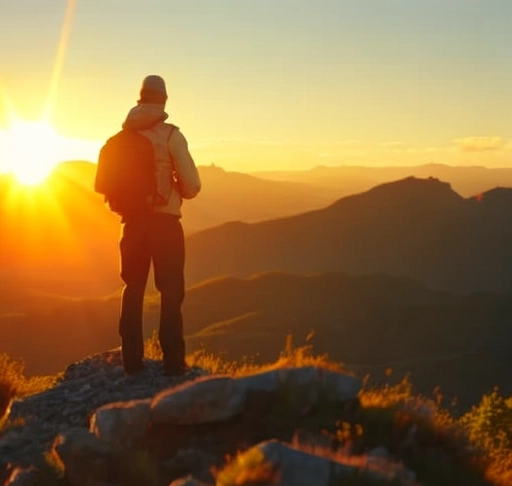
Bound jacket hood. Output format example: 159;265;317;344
122;103;169;130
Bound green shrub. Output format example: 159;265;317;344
459;388;512;484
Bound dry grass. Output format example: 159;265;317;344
216;447;278;486
1;334;512;484
0;353;59;431
459;389;512;485
185;332;346;378
188;336;511;486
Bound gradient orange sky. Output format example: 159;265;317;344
1;0;511;173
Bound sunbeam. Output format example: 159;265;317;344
44;0;77;120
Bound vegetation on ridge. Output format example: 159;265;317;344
0;335;511;485
0;353;59;425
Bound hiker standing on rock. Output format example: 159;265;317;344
98;74;201;376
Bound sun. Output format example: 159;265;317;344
1;118;65;186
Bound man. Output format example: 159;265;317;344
118;74;201;376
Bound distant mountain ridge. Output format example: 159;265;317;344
2;162;512;296
2;271;511;409
185;176;512;293
0;161;334;296
252;162;512;198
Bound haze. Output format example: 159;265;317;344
1;1;511;173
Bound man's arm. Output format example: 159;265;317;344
169;129;201;199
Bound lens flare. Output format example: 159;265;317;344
1;119;64;185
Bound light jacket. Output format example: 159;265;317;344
122;103;201;217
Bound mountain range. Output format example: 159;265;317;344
186;176;512;293
1;161;512;296
253;163;512;199
2;161;512;409
0;161;337;296
1;271;511;410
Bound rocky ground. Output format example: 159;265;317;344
0;349;495;486
1;349;206;471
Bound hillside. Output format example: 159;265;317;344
2;163;512;297
0;161;336;296
184;272;512;409
181;164;335;233
253;163;512;199
2;349;510;486
2;272;511;410
185;177;512;293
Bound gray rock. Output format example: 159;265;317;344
279;366;361;402
232;440;417;486
51;427;116;486
151;376;245;425
169;475;212;486
235;367;361;417
0;351;418;486
228;440;354;486
90;398;151;449
4;350;204;466
235;369;281;393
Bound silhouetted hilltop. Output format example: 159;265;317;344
183;272;512;409
471;186;512;208
180;164;335;233
0;161;335;296
186;177;512;293
2;167;512;296
45;160;336;232
2;271;511;410
358;176;463;207
253;163;512;199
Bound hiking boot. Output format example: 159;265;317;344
162;362;189;377
124;362;147;377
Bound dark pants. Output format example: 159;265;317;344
118;212;185;373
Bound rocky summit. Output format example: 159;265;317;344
0;350;204;477
0;349;490;486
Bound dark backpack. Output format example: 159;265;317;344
94;129;156;217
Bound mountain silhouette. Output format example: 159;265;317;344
2;164;512;296
181;164;334;234
185;177;512;293
2;271;511;410
0;161;337;296
253;162;512;199
184;271;512;409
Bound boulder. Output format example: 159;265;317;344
236;367;361;417
169;475;212;486
237;366;360;400
235;368;281;393
278;366;361;402
89;398;151;449
51;428;116;486
150;376;245;425
219;440;354;486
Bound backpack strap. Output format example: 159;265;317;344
166;124;177;171
166;123;177;145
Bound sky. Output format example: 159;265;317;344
1;0;511;173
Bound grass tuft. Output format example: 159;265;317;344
1;333;511;485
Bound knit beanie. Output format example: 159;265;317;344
138;75;167;104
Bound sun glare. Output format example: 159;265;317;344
1;119;65;186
